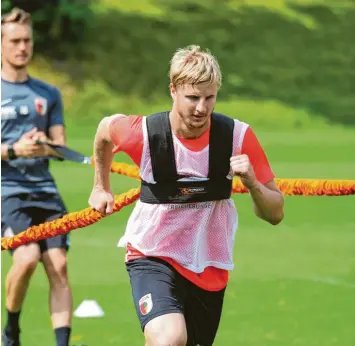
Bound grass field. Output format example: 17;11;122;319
1;124;355;346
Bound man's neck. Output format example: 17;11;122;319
1;65;28;83
169;110;209;139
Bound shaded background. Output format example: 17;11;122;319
1;1;355;345
2;0;355;126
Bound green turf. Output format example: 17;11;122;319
1;127;355;346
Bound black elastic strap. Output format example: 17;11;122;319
141;179;232;204
146;112;178;182
141;112;235;204
209;112;235;179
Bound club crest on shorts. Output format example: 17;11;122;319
139;293;153;315
34;97;47;116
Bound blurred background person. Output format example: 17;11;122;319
1;8;72;346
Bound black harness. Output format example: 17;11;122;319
140;111;234;204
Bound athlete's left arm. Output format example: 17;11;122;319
247;179;284;225
230;127;284;225
47;88;66;146
48;125;66;146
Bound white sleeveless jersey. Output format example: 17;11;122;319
118;117;249;273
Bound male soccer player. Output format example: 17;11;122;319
1;8;72;346
89;45;284;346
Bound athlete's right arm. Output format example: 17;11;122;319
88;115;124;214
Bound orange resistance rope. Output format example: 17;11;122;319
2;161;354;251
109;162;355;196
1;188;140;251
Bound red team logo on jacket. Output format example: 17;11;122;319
139;293;153;315
34;97;47;116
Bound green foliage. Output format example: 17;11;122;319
1;0;95;52
46;0;355;126
1;0;11;11
28;62;333;132
10;0;355;127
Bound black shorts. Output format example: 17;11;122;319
126;257;226;346
1;192;69;255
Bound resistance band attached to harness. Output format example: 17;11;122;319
140;111;235;204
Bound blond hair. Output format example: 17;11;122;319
169;45;222;88
1;7;32;27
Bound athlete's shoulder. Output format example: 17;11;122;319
28;77;61;98
109;113;144;127
231;117;249;127
108;114;144;139
108;114;144;164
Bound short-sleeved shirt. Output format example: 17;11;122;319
108;114;275;291
1;77;64;197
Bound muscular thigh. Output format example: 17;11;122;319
185;282;226;346
1;195;33;237
1;194;69;255
2;195;36;255
126;257;226;345
33;208;69;254
126;257;187;332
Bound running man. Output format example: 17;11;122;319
89;45;284;346
1;8;72;346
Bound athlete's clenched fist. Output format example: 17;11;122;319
230;150;258;189
88;186;114;215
